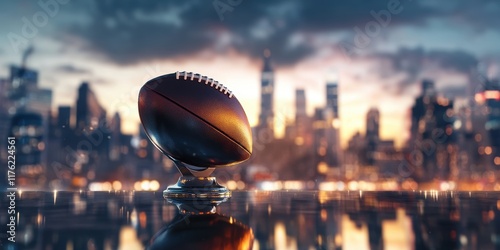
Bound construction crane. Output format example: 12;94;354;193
9;45;34;102
21;45;34;70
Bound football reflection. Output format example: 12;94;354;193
148;213;253;250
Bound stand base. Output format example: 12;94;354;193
164;176;230;214
163;176;231;199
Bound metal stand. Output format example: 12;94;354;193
163;157;231;200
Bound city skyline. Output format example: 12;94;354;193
1;57;499;189
3;53;497;149
2;1;500;148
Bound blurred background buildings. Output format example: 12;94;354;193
0;46;499;191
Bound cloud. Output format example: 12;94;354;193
59;0;444;66
444;0;500;31
1;0;498;67
373;47;478;93
55;64;91;74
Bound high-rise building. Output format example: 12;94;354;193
0;78;10;109
57;106;71;129
326;83;339;119
421;79;436;97
345;131;364;177
73;82;110;181
76;82;107;132
294;89;311;147
313;107;328;177
56;106;72;146
9;112;45;186
26;88;52;116
45;105;73;183
109;112;122;161
9;65;38;97
7;65;52;117
0;78;11;164
257;49;275;139
365;108;380;165
8;63;51;112
410;79;436;143
4;51;53;187
296;89;307;118
455;106;482;179
410;80;457;181
325;81;341;168
484;79;500;145
475;78;500;167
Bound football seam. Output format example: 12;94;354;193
144;85;251;156
175;71;234;98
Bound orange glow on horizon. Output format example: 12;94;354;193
91;50;414;150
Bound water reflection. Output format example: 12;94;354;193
148;196;253;249
148;213;253;250
1;191;499;250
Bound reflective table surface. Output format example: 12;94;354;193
1;191;500;250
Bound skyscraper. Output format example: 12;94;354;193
57;106;72;146
26;88;52;116
257;49;275;139
421;79;436;97
325;80;341;168
7;65;52;118
8;65;38;100
9;112;45;186
475;78;500;167
76;82;106;132
7;64;53;187
296;89;307;119
410;79;457;181
484;79;500;144
313;107;328;176
294;89;311;147
74;82;110;181
0;78;10;110
326;83;339;119
57;106;71;129
0;78;10;164
455;106;482;179
365;108;380;165
109;112;122;161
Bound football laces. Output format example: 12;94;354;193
176;71;233;98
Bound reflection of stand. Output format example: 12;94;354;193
148;192;254;250
163;157;231;200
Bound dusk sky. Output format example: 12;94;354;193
1;0;500;148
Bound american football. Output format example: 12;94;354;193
138;71;252;168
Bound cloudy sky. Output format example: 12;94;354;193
1;0;500;147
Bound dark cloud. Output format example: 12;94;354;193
60;0;443;66
55;64;91;74
296;0;437;31
50;0;500;67
444;0;500;31
374;47;478;93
